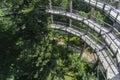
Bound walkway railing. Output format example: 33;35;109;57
53;21;117;67
50;6;120;35
1;4;120;80
46;7;120;65
51;23;120;79
79;0;120;24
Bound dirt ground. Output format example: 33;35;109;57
82;49;96;63
54;37;96;63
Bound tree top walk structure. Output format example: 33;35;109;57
50;22;120;80
46;6;120;69
48;0;120;80
1;0;120;79
75;0;120;24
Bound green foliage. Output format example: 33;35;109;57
0;0;54;80
72;20;87;30
52;0;68;8
0;9;3;16
94;11;104;24
73;1;90;13
68;53;96;80
69;36;84;46
45;44;96;80
60;0;68;8
0;0;108;80
101;0;115;4
68;54;86;73
78;11;89;18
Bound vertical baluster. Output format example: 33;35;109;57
115;13;119;22
102;3;106;12
108;8;112;16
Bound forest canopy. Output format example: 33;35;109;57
0;0;117;80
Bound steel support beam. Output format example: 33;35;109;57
91;58;99;72
79;42;87;59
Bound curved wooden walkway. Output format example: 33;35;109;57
46;8;120;69
50;23;120;80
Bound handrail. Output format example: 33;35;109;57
51;23;120;79
53;21;87;33
53;21;118;69
52;6;113;28
53;21;106;46
52;22;105;49
47;9;120;75
51;6;120;36
47;6;120;54
80;0;120;24
1;4;120;79
52;22;104;50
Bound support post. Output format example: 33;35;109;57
67;0;73;49
69;0;72;27
79;42;87;59
49;0;53;23
88;7;95;20
90;58;99;72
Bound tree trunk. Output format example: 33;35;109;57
49;0;53;23
89;7;95;20
67;0;73;49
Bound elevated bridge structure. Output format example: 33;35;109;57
1;0;120;79
50;22;120;80
75;0;120;24
48;0;120;80
46;6;120;71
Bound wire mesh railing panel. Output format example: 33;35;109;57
81;0;120;24
51;22;119;79
47;8;120;51
50;6;120;36
48;8;120;64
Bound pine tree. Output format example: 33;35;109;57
0;0;55;79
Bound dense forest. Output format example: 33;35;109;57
0;0;117;80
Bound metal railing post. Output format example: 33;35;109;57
79;42;87;59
